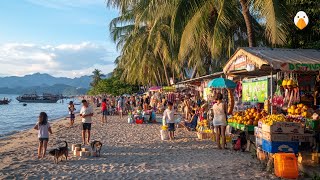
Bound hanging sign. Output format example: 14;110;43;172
280;63;320;71
203;88;212;101
242;78;268;103
162;86;176;92
227;55;256;72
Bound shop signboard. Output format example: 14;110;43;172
162;86;176;92
281;63;320;71
242;78;268;103
203;88;212;101
227;55;256;72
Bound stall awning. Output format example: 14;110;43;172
176;72;224;85
224;47;320;74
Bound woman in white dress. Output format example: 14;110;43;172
212;93;227;149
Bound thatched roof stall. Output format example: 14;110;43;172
224;47;320;78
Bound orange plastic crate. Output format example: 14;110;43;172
274;153;298;179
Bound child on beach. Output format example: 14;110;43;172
163;102;175;140
68;101;76;127
34;112;52;159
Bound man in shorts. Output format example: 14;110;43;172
80;100;94;145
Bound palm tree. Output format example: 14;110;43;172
106;0;291;85
90;69;105;87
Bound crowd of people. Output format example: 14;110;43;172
86;91;228;146
34;91;229;158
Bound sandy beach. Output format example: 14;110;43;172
0;106;277;179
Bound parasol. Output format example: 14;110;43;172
208;78;236;89
149;86;162;91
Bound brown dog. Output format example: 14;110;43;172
90;141;102;157
49;141;68;164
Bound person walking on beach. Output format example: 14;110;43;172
101;98;107;123
163;102;175;140
118;96;124;118
80;100;94;145
68;101;76;127
34;112;52;159
212;93;227;149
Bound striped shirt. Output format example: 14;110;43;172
167;93;175;103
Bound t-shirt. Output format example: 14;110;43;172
163;108;175;124
101;102;107;111
118;99;124;107
80;105;94;123
36;122;51;138
68;105;76;115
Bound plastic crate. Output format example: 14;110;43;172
274;153;298;179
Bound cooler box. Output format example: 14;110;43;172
135;119;143;124
262;139;299;153
274;153;299;179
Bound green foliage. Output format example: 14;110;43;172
88;69;139;96
106;0;320;86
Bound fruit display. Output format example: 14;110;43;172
227;88;234;115
287;103;308;117
261;114;286;126
196;120;210;132
228;108;268;126
286;115;305;123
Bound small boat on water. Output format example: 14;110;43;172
0;99;11;105
16;93;61;103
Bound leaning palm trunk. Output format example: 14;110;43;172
160;57;170;85
239;0;255;47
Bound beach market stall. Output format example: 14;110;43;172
223;47;320;178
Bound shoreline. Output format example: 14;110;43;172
0;112;76;142
0;109;81;139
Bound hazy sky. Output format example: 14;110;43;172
0;0;119;78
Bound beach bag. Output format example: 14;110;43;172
233;138;241;151
160;130;169;140
128;116;133;124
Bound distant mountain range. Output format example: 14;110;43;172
0;73;111;95
0;73;92;89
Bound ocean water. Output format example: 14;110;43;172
0;94;82;137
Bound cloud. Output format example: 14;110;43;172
0;42;117;78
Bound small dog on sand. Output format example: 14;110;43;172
90;141;103;157
49;141;68;164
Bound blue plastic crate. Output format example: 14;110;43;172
262;139;299;154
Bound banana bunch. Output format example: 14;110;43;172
262;114;286;126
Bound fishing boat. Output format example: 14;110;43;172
16;93;61;103
0;99;11;105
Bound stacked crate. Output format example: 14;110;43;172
260;122;304;154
